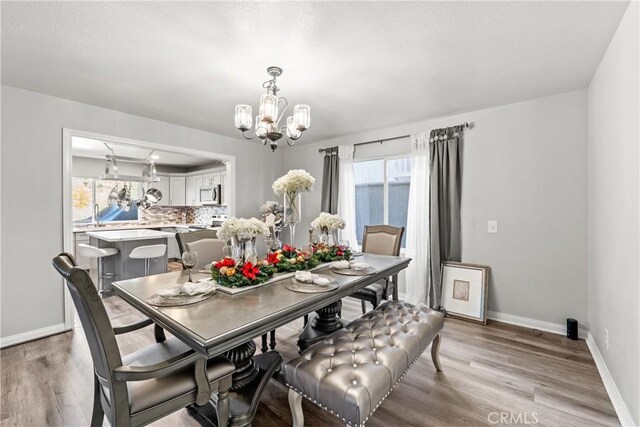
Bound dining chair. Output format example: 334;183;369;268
349;225;405;313
176;230;224;269
52;253;234;427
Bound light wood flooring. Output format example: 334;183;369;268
1;297;619;427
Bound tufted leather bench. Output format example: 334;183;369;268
284;300;444;426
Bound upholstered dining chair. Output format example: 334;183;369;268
350;225;405;313
176;230;225;269
52;253;234;427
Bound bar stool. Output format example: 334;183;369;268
77;244;119;293
129;244;167;276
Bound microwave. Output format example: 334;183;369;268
200;184;223;205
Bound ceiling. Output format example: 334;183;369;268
1;1;629;143
72;137;221;167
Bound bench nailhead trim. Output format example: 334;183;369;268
286;301;441;427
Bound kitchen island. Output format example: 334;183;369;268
86;229;175;292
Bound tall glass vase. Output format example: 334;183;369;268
231;237;258;264
284;192;301;246
243;238;258;265
231;236;244;263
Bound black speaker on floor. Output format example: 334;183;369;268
566;318;578;340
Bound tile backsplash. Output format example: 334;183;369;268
140;205;227;224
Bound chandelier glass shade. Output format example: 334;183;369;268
234;66;310;151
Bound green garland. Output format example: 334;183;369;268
314;244;352;262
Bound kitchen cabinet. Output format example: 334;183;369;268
186;175;203;206
201;172;221;187
152;174;171;206
170;176;186;206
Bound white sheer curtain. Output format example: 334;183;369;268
337;145;358;248
404;133;430;305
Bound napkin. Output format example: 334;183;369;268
156;286;181;297
313;277;331;286
295;271;314;283
181;281;214;296
349;262;370;270
155;281;214;298
331;260;350;269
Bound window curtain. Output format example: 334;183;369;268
404;133;430;305
320;147;339;214
429;129;462;309
337;145;358;247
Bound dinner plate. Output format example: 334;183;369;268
331;266;376;276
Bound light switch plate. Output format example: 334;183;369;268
487;220;498;234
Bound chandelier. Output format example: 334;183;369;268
234;66;310;151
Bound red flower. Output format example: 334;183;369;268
214;257;235;269
241;262;261;280
283;244;296;253
266;253;280;265
337;250;344;257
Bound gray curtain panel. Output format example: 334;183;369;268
429;130;462;309
321;147;340;214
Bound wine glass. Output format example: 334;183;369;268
338;239;350;250
182;251;198;283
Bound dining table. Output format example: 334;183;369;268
111;253;411;427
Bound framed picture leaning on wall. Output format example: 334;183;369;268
440;262;490;324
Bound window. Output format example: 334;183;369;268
354;157;411;247
72;178;142;224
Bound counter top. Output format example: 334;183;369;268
74;223;194;233
86;229;175;242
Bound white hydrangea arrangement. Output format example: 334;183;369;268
218;217;269;242
311;212;346;231
272;169;315;196
260;201;284;224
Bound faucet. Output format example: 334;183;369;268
94;203;101;226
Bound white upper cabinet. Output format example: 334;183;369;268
152;174;171;206
170;176;186;206
185;175;203;206
201;172;221;187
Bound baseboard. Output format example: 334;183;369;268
585;332;636;426
0;322;70;349
487;310;587;339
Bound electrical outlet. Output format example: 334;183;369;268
604;329;609;351
487;220;498;234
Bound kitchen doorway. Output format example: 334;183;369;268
62;129;236;329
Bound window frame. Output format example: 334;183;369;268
353;153;411;250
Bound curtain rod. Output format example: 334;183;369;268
318;121;470;153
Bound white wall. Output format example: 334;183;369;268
279;90;588;327
587;2;639;424
0;85;276;341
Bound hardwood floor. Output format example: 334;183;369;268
1;297;618;427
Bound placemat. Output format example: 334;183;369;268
331;266;376;276
285;275;339;293
147;286;216;307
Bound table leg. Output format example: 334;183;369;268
187;344;282;427
297;300;343;352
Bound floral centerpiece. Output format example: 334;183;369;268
260;200;284;225
211;257;277;288
217;217;269;264
311;212;346;245
269;244;319;272
272;169;315;245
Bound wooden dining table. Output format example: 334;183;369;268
111;253;411;426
